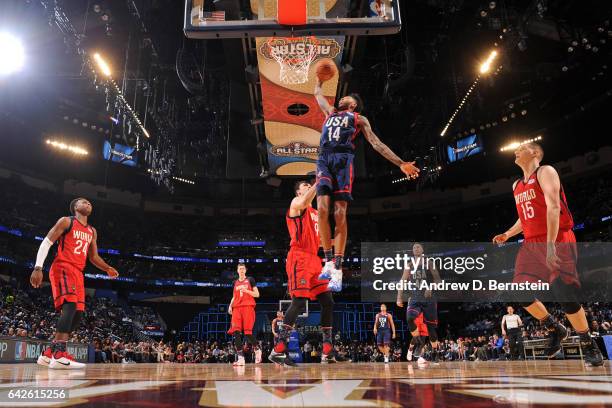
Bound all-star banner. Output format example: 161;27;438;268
256;35;345;175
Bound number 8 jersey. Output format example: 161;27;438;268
54;216;95;270
320;110;361;153
513;167;573;239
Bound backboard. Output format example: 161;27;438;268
184;0;401;39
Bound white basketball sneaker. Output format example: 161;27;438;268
327;268;343;292
319;260;334;280
255;349;262;364
37;347;53;367
384;355;389;364
417;356;428;366
49;351;85;370
233;355;245;366
407;349;413;362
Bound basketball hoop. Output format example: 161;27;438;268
265;36;319;85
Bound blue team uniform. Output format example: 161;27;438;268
406;258;438;328
317;109;361;202
375;312;392;345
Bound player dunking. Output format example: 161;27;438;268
314;79;419;291
396;243;442;365
269;180;341;366
228;263;259;366
373;304;396;363
492;142;603;366
31;198;119;369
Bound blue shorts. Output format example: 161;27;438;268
316;152;354;202
376;330;391;346
407;300;438;327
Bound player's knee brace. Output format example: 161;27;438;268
70;310;83;332
406;317;417;333
56;302;77;333
233;331;243;349
317;292;335;327
285;297;308;326
551;280;580;306
427;325;438;343
561;302;582;315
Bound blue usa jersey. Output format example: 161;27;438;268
320;110;361;153
376;313;392;331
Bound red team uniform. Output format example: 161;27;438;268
228;277;257;335
415;313;429;337
50;217;94;312
513;167;578;285
286;206;329;300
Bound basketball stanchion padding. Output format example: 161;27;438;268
277;0;307;26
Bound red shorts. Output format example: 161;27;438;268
286;248;329;300
228;306;255;335
49;261;85;311
415;313;429;337
513;229;579;286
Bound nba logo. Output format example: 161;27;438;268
15;341;26;361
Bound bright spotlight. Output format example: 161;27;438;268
46;139;88;156
93;53;112;77
0;32;25;75
499;135;543;152
479;49;498;74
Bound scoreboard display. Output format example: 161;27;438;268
446;134;484;163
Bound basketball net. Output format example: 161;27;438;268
266;37;319;85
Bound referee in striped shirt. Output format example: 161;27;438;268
502;306;523;360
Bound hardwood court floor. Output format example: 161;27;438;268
0;360;611;407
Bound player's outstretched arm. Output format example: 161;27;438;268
88;229;119;278
314;79;334;116
30;217;71;288
289;181;318;216
373;315;379;334
360;116;420;179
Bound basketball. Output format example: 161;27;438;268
316;59;337;82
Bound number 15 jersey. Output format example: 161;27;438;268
513;167;573;239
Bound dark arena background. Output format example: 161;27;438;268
1;0;612;407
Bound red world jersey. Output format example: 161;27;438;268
286;206;319;254
54;217;95;270
513;167;574;239
232;277;256;308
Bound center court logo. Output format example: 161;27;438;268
270;142;319;158
259;37;342;61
